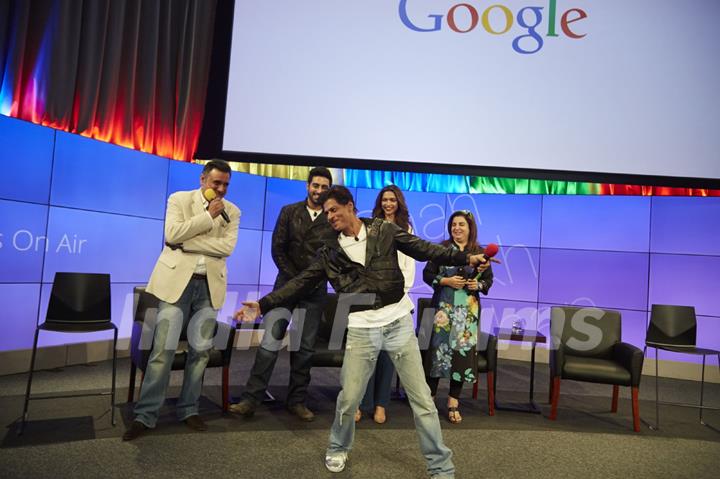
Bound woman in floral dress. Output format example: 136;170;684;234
423;210;493;424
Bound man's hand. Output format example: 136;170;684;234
442;275;466;290
468;253;500;267
476;259;491;272
234;301;261;322
207;197;225;219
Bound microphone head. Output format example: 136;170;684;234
203;189;217;202
484;243;499;258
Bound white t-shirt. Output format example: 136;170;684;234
338;223;414;328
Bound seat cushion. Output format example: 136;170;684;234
563;356;631;386
649;344;720;356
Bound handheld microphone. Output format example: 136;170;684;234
474;243;500;280
481;243;499;263
203;189;230;223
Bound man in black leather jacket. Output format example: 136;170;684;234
230;167;335;421
236;186;491;478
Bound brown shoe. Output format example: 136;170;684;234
122;420;148;441
287;403;315;422
184;415;208;431
229;399;256;418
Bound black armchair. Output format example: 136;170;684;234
549;306;644;431
417;297;497;415
311;293;347;368
128;286;236;412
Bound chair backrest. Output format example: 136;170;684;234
647;304;697;347
416;297;435;348
550;306;621;358
317;293;347;348
46;272;111;324
133;286;160;323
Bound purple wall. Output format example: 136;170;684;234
1;114;719;366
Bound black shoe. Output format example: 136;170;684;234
229;399;256;418
287;404;315;422
122;420;148;441
184;415;208;431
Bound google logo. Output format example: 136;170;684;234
398;0;588;54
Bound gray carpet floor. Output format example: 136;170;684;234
1;350;719;478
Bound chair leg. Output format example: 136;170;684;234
611;385;619;413
549;377;560;420
549;378;553;405
111;328;117;426
699;355;706;425
472;380;479;400
631;386;640;432
654;347;660;430
128;363;137;403
19;328;41;435
222;365;230;413
487;371;495;416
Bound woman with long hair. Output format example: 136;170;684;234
422;210;493;424
355;185;415;424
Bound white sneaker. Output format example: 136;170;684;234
324;452;348;473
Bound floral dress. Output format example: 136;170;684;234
423;244;493;384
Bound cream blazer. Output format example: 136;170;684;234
146;189;240;309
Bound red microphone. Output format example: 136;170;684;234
474;243;500;281
482;243;499;263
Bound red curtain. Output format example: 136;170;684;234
0;0;217;161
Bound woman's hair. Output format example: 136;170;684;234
442;210;480;253
372;185;412;232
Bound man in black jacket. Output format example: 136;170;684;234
230;167;335;421
236;186;491;478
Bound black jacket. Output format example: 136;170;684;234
259;218;470;314
271;200;336;289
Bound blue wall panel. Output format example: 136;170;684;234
42;207;163;283
51;132;168;219
542;195;651;252
651;197;720;255
0;200;48;282
0;116;54;204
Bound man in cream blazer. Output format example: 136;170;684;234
123;160;240;441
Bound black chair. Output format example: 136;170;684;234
417;297;497;415
312;293;346;368
128;286;236;412
20;272;117;435
549;306;644;432
645;304;720;429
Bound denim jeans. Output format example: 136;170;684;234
360;350;394;411
327;314;454;478
133;277;217;428
241;289;325;406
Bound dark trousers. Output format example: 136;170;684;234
241;289;325;406
427;377;463;400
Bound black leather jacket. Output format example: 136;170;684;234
271;200;336;289
259;218;469;314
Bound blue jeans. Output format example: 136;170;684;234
133;277;217;428
360;350;394;411
241;289;325;406
327;314;454;478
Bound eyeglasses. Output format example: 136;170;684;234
457;209;473;218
